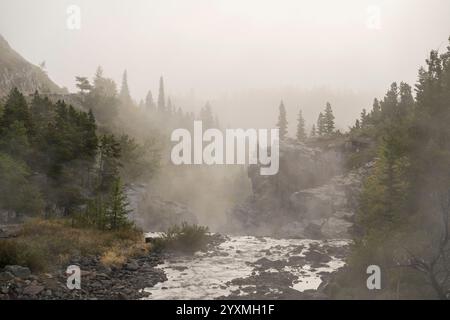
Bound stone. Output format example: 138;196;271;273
22;285;44;296
0;271;15;282
126;260;139;271
4;265;31;279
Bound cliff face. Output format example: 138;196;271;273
227;140;370;239
0;34;64;97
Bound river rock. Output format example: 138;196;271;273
125;260;139;271
4;265;31;279
22;285;44;296
0;271;15;282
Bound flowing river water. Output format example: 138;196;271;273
143;234;350;300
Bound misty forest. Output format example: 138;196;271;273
1;3;450;301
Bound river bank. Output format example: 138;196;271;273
0;252;166;300
1;233;350;300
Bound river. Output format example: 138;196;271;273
143;234;350;300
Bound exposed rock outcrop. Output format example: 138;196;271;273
227;140;371;239
0;34;65;97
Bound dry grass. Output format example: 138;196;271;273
0;218;148;272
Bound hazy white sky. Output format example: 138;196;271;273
1;0;450;128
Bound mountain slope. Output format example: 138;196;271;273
0;34;65;97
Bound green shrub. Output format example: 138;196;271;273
0;239;47;272
152;223;209;254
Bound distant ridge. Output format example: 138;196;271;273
0;34;65;97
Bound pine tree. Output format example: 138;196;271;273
98;134;121;193
145;90;155;111
317;112;325;136
324;102;335;134
158;76;166;113
30;91;52;131
296;109;307;142
106;177;131;230
119;70;133;106
360;109;367;127
93;66;104;88
276;100;288;140
0;88;33;137
75;77;92;94
92;67;117;98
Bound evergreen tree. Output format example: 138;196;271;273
106;177;131;230
98;134;121;193
324;102;335;134
0;88;33;137
145;90;155;111
317;112;325;136
296;109;307;142
360;109;367;127
158;76;166;113
276;100;288;140
75;77;92;94
92;67;117;97
119;70;133;106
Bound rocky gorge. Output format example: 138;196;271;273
226;140;370;240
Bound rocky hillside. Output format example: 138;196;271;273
0;34;65;97
226;140;371;239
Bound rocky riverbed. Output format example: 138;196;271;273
1;233;350;300
144;235;350;300
0;253;166;300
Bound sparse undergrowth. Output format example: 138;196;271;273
152;222;210;254
0;218;148;272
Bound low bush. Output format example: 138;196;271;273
152;222;209;254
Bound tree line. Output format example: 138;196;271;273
0;87;157;230
275;100;336;141
332;38;450;299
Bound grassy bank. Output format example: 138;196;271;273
0;218;148;272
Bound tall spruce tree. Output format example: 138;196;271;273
324;102;335;134
145;90;155;111
360;109;367;127
317;112;325;136
296;109;307;142
106;177;131;230
119;70;133;106
158;76;166;113
276;100;288;140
